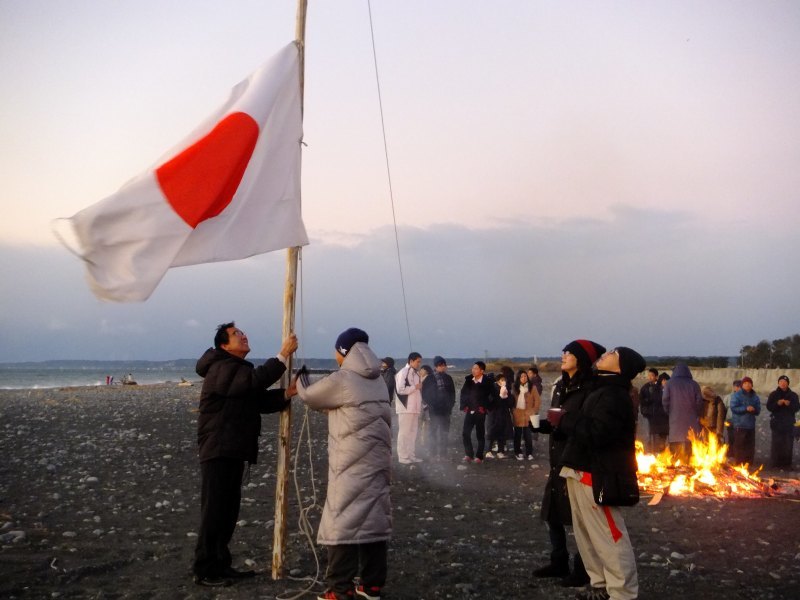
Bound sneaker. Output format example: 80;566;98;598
473;457;483;464
355;584;381;599
497;452;506;459
462;455;473;462
317;591;354;600
485;452;495;459
527;454;534;460
516;454;524;460
575;588;609;600
411;457;423;463
533;562;570;578
194;575;231;587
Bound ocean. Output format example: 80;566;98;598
0;361;201;390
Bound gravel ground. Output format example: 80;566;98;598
1;383;799;599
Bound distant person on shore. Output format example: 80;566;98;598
639;368;669;453
395;352;423;464
661;363;703;464
528;365;544;396
528;365;543;441
380;357;396;404
294;328;392;600
729;376;761;466
193;323;297;587
722;379;741;448
460;361;498;463
487;368;514;459
511;369;539;460
534;340;605;588
418;365;434;450
700;385;727;441
559;346;646;600
421;356;456;462
766;375;799;469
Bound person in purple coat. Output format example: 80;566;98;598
661;363;703;464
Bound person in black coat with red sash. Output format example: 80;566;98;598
558;347;645;600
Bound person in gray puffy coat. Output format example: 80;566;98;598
661;363;703;463
295;328;392;600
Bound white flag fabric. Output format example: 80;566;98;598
64;42;308;302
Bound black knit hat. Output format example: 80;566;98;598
615;347;646;380
562;340;606;373
335;327;369;356
433;355;447;367
382;357;395;368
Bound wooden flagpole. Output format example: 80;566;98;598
272;0;307;580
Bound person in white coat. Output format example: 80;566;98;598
295;327;392;600
395;352;424;464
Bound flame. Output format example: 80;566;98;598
636;431;764;498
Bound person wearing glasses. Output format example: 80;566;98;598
193;323;297;587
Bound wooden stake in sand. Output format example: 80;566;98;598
272;0;307;581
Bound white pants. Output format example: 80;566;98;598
396;413;419;462
565;476;638;600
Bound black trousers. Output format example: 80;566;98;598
325;541;388;596
193;457;245;577
770;430;794;467
731;427;756;466
428;413;451;458
462;411;486;459
513;425;533;456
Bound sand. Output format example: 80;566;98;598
1;383;799;599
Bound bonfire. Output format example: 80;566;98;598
635;431;799;502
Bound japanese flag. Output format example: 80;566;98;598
63;42;308;302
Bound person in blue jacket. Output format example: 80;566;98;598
729;376;761;466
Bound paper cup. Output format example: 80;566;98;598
529;414;540;428
547;407;564;426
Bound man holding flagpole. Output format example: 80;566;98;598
193;323;298;587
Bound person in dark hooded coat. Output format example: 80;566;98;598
661;363;703;463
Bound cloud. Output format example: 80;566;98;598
0;207;796;362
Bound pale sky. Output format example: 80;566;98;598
1;1;798;362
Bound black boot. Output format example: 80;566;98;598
560;552;590;587
533;561;570;578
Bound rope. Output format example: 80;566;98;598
278;4;415;594
367;0;413;352
275;249;326;600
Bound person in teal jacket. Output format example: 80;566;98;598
729;376;761;466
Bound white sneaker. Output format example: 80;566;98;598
497;452;506;459
485;452;495;459
527;455;534;460
516;454;524;461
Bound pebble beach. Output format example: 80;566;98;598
2;382;799;599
